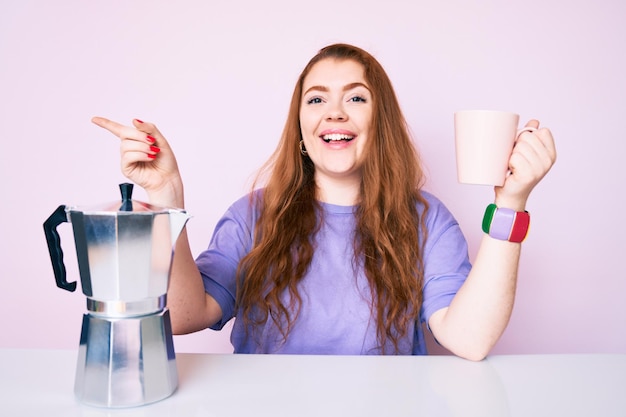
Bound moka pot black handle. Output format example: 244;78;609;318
43;205;77;292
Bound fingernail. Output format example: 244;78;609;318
147;135;156;143
135;119;144;123
147;153;157;159
150;146;160;153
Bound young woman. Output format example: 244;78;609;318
92;43;556;360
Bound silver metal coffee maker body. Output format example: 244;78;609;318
44;183;190;408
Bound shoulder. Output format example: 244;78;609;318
418;190;457;224
417;190;464;246
219;189;264;230
228;189;263;215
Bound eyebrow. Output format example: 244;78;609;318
303;82;371;96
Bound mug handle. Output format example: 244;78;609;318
505;127;539;180
516;126;537;138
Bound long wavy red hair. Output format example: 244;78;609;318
236;43;429;353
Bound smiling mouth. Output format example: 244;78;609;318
322;133;354;143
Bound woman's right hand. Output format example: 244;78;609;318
91;117;185;208
93;117;222;332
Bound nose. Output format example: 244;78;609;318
325;102;347;121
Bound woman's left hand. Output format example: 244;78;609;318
495;119;557;210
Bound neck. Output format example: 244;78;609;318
315;174;361;206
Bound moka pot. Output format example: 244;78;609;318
43;183;190;408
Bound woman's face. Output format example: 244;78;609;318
299;58;373;189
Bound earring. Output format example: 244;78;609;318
299;140;308;156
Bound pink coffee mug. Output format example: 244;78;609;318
454;110;536;186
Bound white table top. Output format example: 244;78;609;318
1;348;625;416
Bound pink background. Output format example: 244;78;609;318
1;1;624;355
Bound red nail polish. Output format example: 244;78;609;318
147;135;156;143
150;146;160;153
147;153;157;159
135;119;144;124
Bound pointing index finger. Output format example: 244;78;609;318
91;116;126;137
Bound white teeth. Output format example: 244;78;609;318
323;133;353;141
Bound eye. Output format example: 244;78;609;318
306;97;323;105
348;95;367;103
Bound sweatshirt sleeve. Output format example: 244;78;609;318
195;194;257;330
419;192;472;325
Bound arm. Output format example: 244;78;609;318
429;119;557;361
91;117;222;334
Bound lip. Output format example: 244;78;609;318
319;128;356;137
